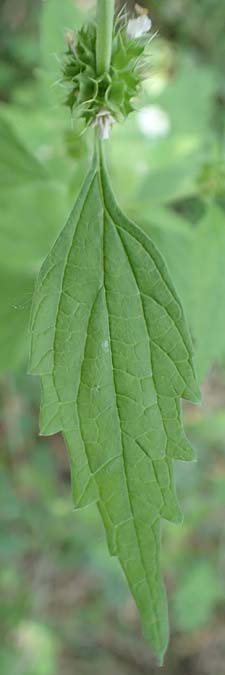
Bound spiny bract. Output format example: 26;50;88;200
62;20;150;125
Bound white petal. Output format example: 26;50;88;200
127;16;152;39
100;119;110;140
91;110;115;140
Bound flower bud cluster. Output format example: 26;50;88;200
62;15;152;137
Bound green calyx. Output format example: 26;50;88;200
62;20;150;128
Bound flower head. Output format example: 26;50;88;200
62;20;153;129
91;109;115;140
127;15;152;39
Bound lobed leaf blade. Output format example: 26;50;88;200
29;145;200;661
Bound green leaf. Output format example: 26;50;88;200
29;146;200;661
40;0;83;87
137;206;194;322
0;107;73;373
0;182;67;373
140;147;203;204
0;182;68;273
0;114;46;189
155;56;215;136
192;203;225;380
132;204;225;382
110;56;215;208
0;268;34;373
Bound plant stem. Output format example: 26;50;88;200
96;0;115;75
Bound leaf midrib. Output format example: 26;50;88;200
95;155;164;646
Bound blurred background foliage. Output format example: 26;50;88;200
1;1;225;673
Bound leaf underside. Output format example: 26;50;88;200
29;146;200;661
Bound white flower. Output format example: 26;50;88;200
91;109;115;140
127;15;152;39
137;105;170;139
